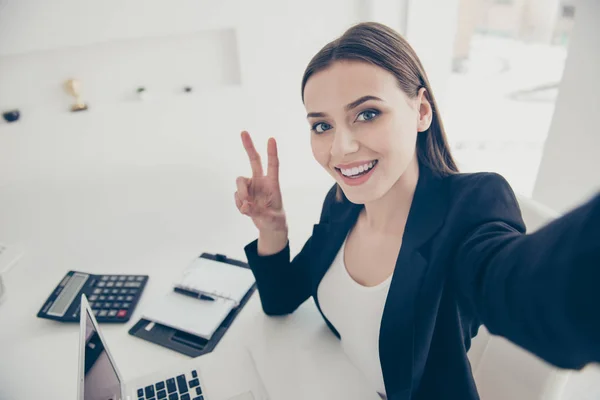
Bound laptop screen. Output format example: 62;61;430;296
83;308;121;400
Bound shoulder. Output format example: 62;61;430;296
442;171;525;232
445;171;518;207
445;171;512;194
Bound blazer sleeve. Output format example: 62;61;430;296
244;185;337;316
453;173;600;369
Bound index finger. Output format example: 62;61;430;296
241;131;264;177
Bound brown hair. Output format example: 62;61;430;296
301;22;458;202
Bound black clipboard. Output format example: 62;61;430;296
128;252;256;357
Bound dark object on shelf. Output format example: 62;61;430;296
2;109;20;123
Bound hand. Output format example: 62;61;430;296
235;131;287;234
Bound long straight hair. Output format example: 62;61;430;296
301;22;458;201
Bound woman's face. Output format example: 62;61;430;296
303;60;432;204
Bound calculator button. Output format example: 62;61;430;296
110;276;118;281
122;302;131;308
124;282;140;288
191;370;197;378
108;310;118;317
108;296;116;301
128;289;137;295
97;281;106;287
117;310;127;318
104;303;112;308
125;296;134;301
99;310;108;317
101;276;109;281
136;276;145;281
157;389;167;399
103;289;110;294
118;276;126;281
99;296;106;301
196;386;202;395
127;276;135;281
180;394;190;400
120;289;128;294
117;296;124;301
114;302;122;308
93;309;99;316
111;289;119;294
156;382;166;391
93;288;102;294
106;282;115;287
116;282;123;287
138;389;144;397
89;295;98;301
188;379;199;388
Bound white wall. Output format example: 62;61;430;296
533;0;600;213
0;0;366;256
404;0;460;108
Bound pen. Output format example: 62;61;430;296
173;287;215;301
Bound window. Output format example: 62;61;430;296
446;0;574;196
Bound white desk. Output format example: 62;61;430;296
0;168;379;400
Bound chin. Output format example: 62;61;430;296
339;184;387;205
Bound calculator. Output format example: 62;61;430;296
37;270;148;323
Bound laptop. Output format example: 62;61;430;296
77;294;269;400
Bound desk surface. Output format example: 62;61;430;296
0;170;379;400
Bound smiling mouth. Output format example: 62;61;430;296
334;160;379;178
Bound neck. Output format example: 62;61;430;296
362;155;420;234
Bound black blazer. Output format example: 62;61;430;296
244;164;600;400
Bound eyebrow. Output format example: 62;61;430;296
306;95;383;119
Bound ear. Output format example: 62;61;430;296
416;87;433;133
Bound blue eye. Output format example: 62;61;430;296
356;109;379;122
312;122;332;134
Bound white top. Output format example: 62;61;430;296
317;236;392;399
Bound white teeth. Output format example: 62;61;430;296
340;160;377;177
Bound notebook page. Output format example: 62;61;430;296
177;258;255;305
141;291;236;340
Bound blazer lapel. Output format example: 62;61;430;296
380;165;449;399
310;200;362;292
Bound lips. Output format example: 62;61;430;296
335;160;379;186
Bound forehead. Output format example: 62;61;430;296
303;61;400;112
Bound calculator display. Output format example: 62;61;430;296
48;273;88;317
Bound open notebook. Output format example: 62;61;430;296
176;257;256;306
141;256;256;340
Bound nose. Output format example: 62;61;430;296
330;127;359;160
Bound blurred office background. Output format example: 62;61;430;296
0;0;598;398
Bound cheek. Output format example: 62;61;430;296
380;121;419;163
311;135;330;167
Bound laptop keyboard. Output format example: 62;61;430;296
137;369;204;400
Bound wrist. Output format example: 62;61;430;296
257;229;289;256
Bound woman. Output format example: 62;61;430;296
234;22;599;399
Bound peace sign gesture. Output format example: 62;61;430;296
235;131;287;234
